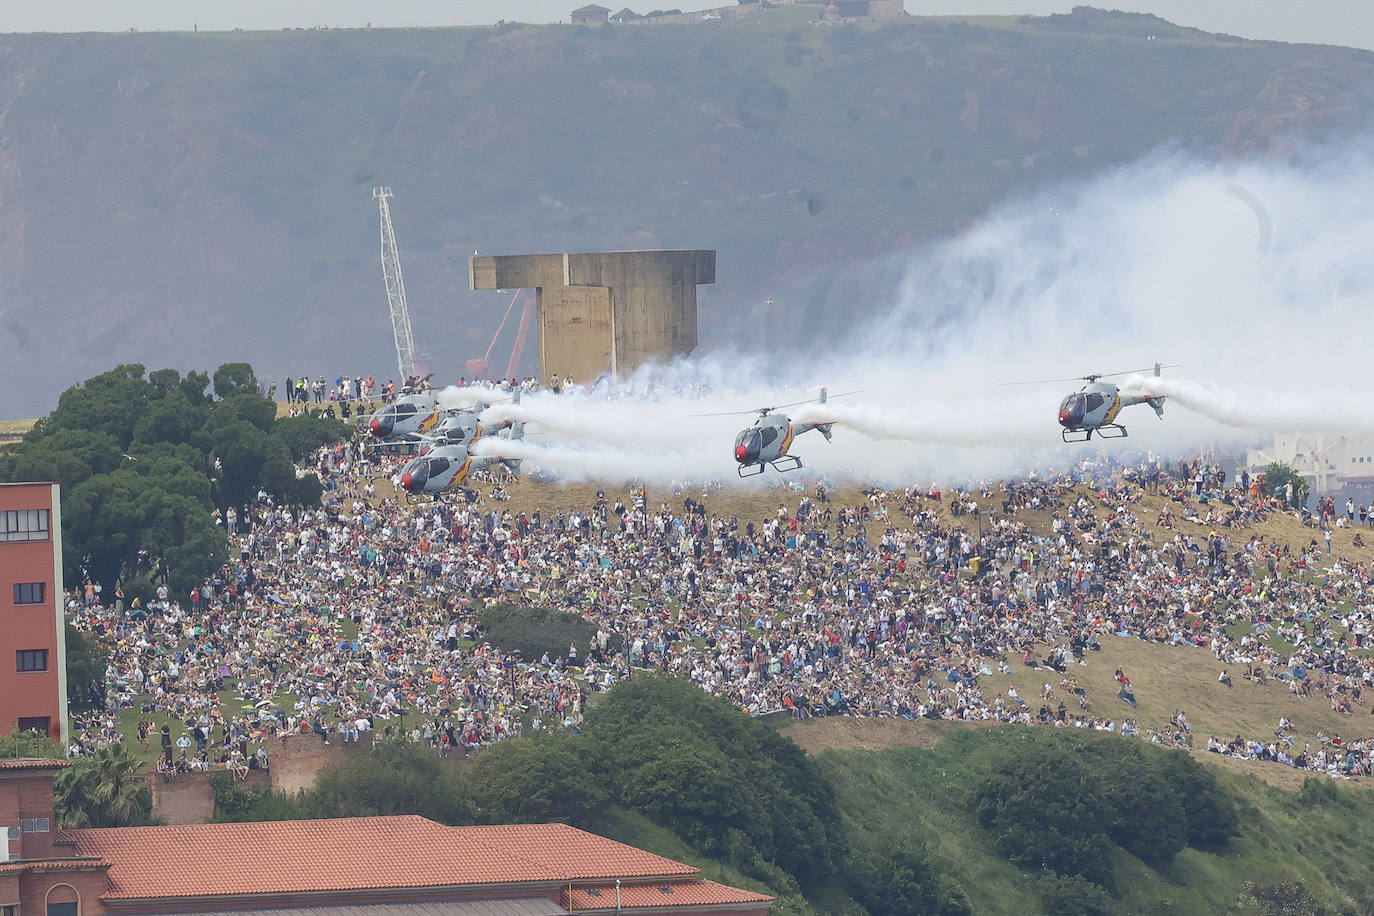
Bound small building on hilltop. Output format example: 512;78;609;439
826;0;906;18
571;4;612;23
610;7;642;22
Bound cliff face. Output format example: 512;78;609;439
1;8;1371;414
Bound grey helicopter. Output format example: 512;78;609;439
399;422;527;497
1052;363;1173;442
366;393;446;446
697;388;854;477
417;391;521;455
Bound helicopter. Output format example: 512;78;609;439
366;394;446;446
1054;363;1172;442
697;387;851;477
398;422;526;497
417;391;521;455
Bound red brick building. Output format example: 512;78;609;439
1;760;773;916
0;482;68;745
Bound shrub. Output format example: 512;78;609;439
1037;874;1114;916
973;749;1114;886
847;840;973;916
477;602;612;660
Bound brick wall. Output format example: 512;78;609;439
148;769;271;825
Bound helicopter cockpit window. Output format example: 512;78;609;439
1084;393;1105;413
760;427;779;447
428;457;450;476
395;402;418;417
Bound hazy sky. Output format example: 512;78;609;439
6;0;1374;51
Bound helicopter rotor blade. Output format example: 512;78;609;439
998;376;1086;387
771;389;864;411
685;407;769;418
1000;365;1180;387
1100;363;1181;380
687;389;862;418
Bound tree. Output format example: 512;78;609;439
65;624;104;712
212;362;258;400
847;840;972;916
973;748;1113;886
55;743;153;827
301;742;474;824
1262;462;1309;508
466;734;609;824
0;361;341;596
582;674;843;884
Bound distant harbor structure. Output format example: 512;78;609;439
1247;433;1374;500
470;250;715;385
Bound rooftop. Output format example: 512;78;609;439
61;818;700;901
0;758;71;770
567;880;773;910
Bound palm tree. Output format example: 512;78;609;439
56;742;152;828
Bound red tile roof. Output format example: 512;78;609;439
60;818;699;901
567;880;774;910
458;825;697;881
0;758;71;770
0;859;108;876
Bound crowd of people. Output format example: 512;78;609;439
61;440;1374;783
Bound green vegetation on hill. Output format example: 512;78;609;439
206;672;1374;914
477;602;616;660
0;362;346;596
2;8;1372;414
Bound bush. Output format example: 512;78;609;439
1037;874;1114;916
974;737;1238;886
275;411;350;462
1078;740;1186;865
466;734;609;824
210;773;303;822
477;603;613;661
1239;876;1332;916
1295;776;1351;811
583;674;843;886
1154;749;1238;850
973;749;1114;886
847;840;972;916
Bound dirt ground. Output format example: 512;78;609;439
782;715;985;754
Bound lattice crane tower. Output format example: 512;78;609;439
373;187;417;383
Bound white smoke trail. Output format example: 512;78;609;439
1124;375;1374;435
435;385;515;410
461;138;1374;486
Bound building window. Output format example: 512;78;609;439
17;717;50;737
48;904;78;916
16;650;48;672
19;817;50;834
0;508;50;542
4;905;17;916
13;582;45;605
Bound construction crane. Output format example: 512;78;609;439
467;289;534;381
373;187;417;384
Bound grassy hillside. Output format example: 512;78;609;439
1;7;1372;416
816;727;1374;914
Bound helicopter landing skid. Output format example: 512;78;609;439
1062;424;1128;443
736;455;804;477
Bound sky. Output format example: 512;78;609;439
5;0;1374;52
